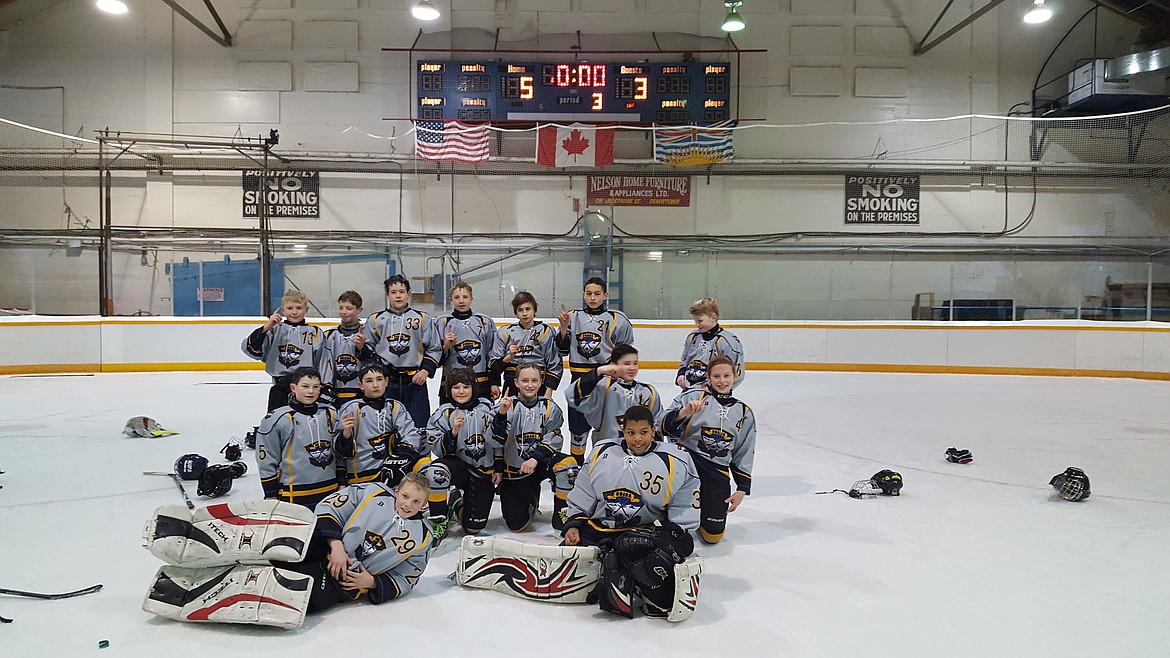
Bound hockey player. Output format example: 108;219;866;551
319;290;374;408
556;277;634;463
662;355;756;544
489;291;562;398
335;364;425;486
491;363;579;531
676;297;746;390
561;405;699;547
422;368;499;544
362;274;442;427
242;289;325;412
256;366;340;509
435;282;498;404
571;343;664;447
273;471;434;612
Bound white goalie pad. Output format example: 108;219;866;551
142;564;311;629
143;500;316;568
455;536;601;604
667;557;704;622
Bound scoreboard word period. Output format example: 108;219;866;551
416;60;732;123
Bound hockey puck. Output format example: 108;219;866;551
98;640;110;649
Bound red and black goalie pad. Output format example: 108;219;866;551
142;564;311;629
454;536;601;604
142;499;316;568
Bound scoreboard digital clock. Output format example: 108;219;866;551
415;61;732;123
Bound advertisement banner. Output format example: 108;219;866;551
587;175;691;207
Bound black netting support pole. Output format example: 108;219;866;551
259;148;272;316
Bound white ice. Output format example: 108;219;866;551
1;369;1168;657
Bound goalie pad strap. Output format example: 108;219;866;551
455;536;601;604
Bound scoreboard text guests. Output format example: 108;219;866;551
416;61;732;123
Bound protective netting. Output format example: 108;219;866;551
2;106;1169;318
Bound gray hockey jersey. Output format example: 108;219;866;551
314;483;432;604
334;397;422;484
564;440;700;534
556;307;634;374
436;311;497;383
424;399;498;477
362;307;442;376
662;388;756;494
257;402;339;503
489;322;563;391
320;322;374;395
490;394;566;477
571;369;664;442
677;324;746;387
242;320;324;378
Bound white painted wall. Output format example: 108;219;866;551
1;1;1168;317
3;316;1169;381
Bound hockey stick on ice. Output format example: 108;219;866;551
0;584;103;600
144;471;195;510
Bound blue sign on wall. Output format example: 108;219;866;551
170;257;284;316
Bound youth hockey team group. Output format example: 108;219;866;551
142;273;753;626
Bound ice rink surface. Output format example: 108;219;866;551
2;369;1168;657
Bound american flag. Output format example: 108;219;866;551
653;119;735;166
414;120;491;163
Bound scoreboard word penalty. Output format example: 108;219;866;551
416;60;732;123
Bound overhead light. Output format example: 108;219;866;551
1023;0;1052;24
412;1;440;21
292;244;308;250
96;0;128;14
722;1;745;32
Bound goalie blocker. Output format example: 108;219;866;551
454;533;703;622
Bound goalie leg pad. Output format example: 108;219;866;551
142;564;311;629
142;500;317;568
455;536;600;604
666;557;704;622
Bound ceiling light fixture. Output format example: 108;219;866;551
1023;0;1052;24
96;0;128;14
722;1;745;32
412;1;441;21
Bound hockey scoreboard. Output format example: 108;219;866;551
415;60;731;123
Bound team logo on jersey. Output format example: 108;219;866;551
385;333;412;356
684;359;708;384
277;343;305;368
429;466;451;489
699;427;733;458
575;331;602;359
334;353;360;383
516;431;543;458
602;487;644;524
464;433;487;459
368;432;391;460
304;439;334;468
358;531;386;560
454;339;482;366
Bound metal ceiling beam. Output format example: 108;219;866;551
160;0;232;47
915;0;1010;56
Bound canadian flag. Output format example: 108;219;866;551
536;123;615;167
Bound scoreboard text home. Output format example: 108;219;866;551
416;60;732;123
